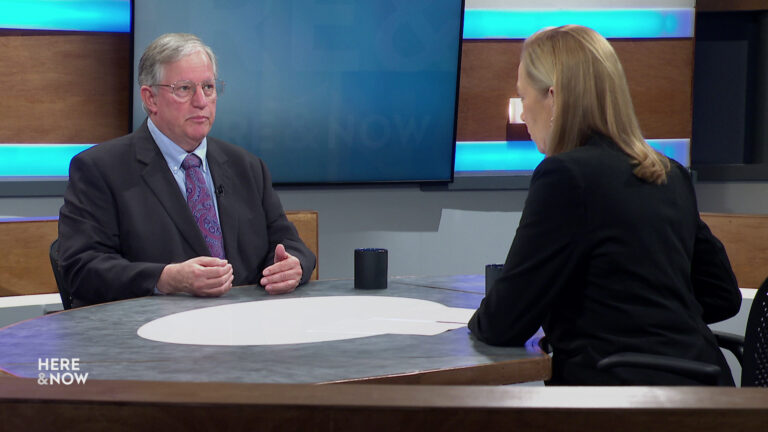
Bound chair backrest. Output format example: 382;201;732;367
741;277;768;387
700;212;768;288
285;210;319;280
0;218;59;297
49;238;72;310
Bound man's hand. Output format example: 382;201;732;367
157;256;233;297
261;244;303;294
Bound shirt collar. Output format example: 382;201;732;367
147;118;209;173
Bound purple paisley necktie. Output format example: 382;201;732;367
181;153;225;259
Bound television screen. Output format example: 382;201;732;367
132;0;464;184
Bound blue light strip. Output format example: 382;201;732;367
454;139;690;172
455;141;544;172
0;144;93;177
0;0;131;32
0;140;690;178
463;9;694;39
0;4;691;38
651;139;691;167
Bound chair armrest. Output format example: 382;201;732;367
713;331;744;366
537;335;552;354
596;352;722;385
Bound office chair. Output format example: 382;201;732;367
596;351;724;385
596;278;768;386
538;279;766;386
538;336;727;385
49;238;72;310
739;276;768;386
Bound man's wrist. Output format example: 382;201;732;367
156;263;175;294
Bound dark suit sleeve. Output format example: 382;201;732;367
691;218;741;323
256;159;316;285
468;156;586;345
58;152;165;304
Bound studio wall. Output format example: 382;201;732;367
4;0;767;283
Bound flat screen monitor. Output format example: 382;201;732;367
132;0;464;184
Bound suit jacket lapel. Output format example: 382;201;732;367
206;141;238;259
134;122;210;256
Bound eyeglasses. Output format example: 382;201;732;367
152;79;225;100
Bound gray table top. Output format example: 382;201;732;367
0;276;547;384
392;274;486;294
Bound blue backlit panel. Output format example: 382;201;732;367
0;4;690;37
455;141;544;172
455;139;690;173
0;140;689;178
0;144;93;177
0;0;131;32
651;139;691;168
463;9;694;39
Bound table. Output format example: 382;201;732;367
0;276;550;385
393;273;488;294
2;379;767;432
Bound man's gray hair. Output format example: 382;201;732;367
138;32;217;94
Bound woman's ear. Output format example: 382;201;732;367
547;86;556;115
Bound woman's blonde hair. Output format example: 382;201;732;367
521;25;670;184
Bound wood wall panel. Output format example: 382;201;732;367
0;33;131;143
457;39;694;142
457;40;523;141
700;212;768;288
615;39;694;139
0;219;58;297
697;0;768;12
286;211;319;280
2;33;693;149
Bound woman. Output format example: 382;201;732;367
468;25;741;385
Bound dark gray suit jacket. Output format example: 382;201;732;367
469;133;741;385
58;121;315;307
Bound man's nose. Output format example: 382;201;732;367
190;83;208;107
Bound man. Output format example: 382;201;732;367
58;33;315;307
